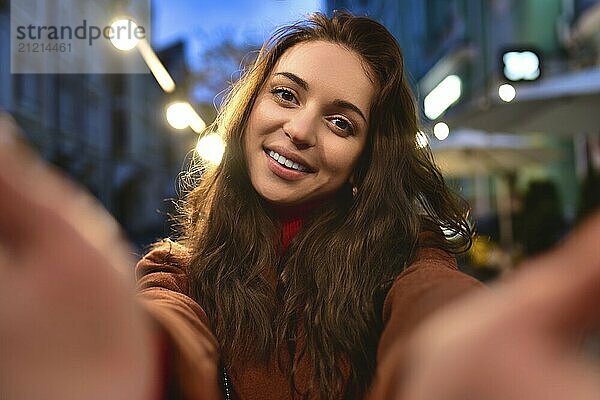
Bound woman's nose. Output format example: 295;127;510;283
282;109;317;149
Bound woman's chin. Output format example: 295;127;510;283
257;188;309;207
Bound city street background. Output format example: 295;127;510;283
1;0;599;280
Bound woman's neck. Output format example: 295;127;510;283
271;197;329;253
272;198;327;222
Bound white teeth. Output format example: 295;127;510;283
294;163;307;172
267;150;308;172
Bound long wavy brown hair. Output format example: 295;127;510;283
177;11;472;399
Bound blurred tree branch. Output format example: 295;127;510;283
190;29;259;122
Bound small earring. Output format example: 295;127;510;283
348;176;358;197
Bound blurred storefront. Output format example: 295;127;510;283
328;0;600;273
424;1;600;260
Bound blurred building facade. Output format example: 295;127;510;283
0;0;197;248
326;0;600;270
327;0;600;226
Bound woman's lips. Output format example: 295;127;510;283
264;150;311;180
264;146;315;172
266;149;309;172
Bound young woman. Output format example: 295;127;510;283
4;11;599;400
136;11;479;399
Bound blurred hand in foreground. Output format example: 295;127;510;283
0;114;158;400
372;209;600;399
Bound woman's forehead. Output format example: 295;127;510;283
270;41;375;116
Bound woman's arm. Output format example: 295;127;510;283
136;241;222;399
370;213;600;399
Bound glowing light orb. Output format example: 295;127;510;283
109;19;140;51
196;133;225;165
498;84;516;102
433;122;450;140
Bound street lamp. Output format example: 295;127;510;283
196;133;225;165
433;122;450;140
109;17;207;143
136;39;176;93
166;101;207;133
108;17;175;93
501;50;541;81
166;102;193;130
498;84;516;102
109;18;140;51
424;75;462;120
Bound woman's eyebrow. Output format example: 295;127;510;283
273;71;368;123
331;99;367;123
274;72;309;90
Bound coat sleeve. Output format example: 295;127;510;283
135;240;222;400
367;246;484;399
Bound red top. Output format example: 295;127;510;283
272;199;327;253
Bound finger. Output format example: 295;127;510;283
504;211;600;334
0;112;23;147
0;113;134;277
0;113;15;264
0;113;44;250
0;113;74;240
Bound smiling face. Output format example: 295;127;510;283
243;41;376;206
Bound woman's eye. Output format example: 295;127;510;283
271;88;297;104
329;117;354;136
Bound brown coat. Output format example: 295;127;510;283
136;241;481;399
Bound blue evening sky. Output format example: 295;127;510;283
153;0;323;70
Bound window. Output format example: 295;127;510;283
59;84;76;133
14;74;40;113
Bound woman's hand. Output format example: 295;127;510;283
0;114;159;400
376;210;600;399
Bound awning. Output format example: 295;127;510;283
444;67;600;135
430;129;562;177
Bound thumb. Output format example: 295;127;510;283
506;211;600;335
